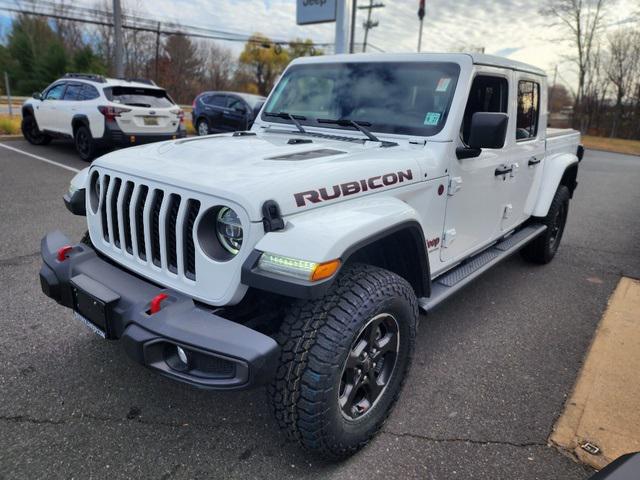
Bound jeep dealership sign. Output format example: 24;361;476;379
296;0;337;25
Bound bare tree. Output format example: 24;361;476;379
605;28;640;137
541;0;609;132
200;42;236;91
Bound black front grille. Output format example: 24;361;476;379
122;181;134;254
166;194;181;273
134;185;149;260
183;199;200;281
150;190;164;267
97;174;199;280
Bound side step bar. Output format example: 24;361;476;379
418;224;547;313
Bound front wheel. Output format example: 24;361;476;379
21;115;51;145
521;185;570;264
268;263;418;459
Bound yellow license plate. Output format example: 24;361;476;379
143;116;158;126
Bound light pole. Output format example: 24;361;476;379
417;0;425;52
113;0;124;77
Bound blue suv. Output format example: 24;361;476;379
191;91;266;135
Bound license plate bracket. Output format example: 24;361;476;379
143;116;158;125
70;274;120;339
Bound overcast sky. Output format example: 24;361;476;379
4;0;639;90
126;0;638;87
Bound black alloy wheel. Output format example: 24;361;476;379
339;313;400;420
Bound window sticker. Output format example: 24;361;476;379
436;78;452;92
424;112;441;125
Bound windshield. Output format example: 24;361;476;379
262;61;460;137
104;87;174;108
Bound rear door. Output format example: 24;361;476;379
501;75;546;230
60;83;84;136
202;94;228;132
440;71;512;262
105;86;180;134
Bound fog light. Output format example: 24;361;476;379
176;346;189;365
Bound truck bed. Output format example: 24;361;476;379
546;128;581;157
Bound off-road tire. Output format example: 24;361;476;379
196;118;210;136
268;263;418;459
74;125;98;162
521;185;570;264
80;230;92;247
21;115;51;145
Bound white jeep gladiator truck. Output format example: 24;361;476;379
39;53;582;458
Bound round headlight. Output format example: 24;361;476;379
216;207;243;254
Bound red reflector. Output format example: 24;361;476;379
149;293;168;314
57;245;73;262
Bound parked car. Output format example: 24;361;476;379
21;73;186;161
191;91;266;135
40;53;582;459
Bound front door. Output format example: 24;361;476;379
37;83;67;132
224;97;250;131
440;72;512;262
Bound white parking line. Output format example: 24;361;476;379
0;142;80;173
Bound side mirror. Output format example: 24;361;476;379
234;106;247;114
457;112;509;159
33;92;42;100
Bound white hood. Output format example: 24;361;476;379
92;131;433;221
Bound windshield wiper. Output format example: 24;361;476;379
263;112;307;133
317;118;380;143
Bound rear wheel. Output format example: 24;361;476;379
21;115;51;145
521;185;570;264
74;125;98;162
268;263;418;459
196;118;210;136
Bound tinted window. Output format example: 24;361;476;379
80;85;100;100
45;83;66;100
462;75;509;144
63;84;83;100
204;95;226;107
227;97;247;111
104;87;174;108
516;81;540;140
263;62;461;137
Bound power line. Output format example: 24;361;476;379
0;1;335;48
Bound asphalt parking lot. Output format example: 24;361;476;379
1;139;639;479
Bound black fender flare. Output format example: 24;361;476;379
242;220;431;300
22;104;35;117
71;114;91;136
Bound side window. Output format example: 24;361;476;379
227;97;247;112
461;75;508;145
63;84;83;101
44;83;66;100
516;81;540;140
206;95;226;107
80;85;100;100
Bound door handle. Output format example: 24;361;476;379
528;157;541;166
495;165;513;176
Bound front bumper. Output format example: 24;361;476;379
39;231;279;390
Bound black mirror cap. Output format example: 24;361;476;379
468;112;509;150
32;92;42;100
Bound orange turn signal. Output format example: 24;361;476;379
311;259;341;282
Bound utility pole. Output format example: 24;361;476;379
154;22;161;81
334;0;351;54
113;0;124;78
417;0;425;52
358;0;384;53
349;0;357;53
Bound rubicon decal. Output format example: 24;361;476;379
294;170;414;207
